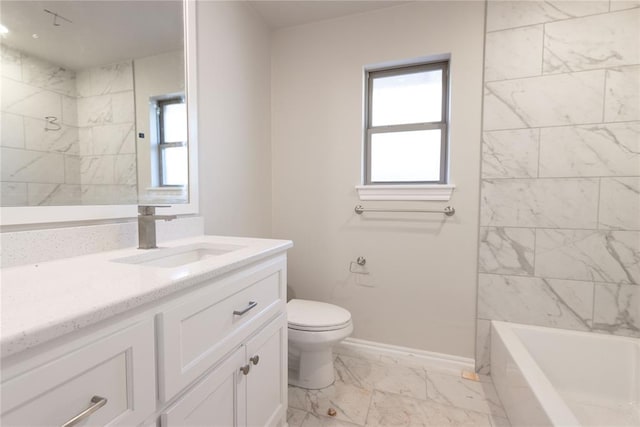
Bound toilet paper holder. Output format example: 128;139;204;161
349;257;369;274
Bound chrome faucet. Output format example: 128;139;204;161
138;206;177;249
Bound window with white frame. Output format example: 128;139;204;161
364;61;449;185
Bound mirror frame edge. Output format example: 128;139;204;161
0;0;199;226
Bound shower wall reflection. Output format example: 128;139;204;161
1;45;137;205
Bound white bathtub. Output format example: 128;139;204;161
491;321;640;426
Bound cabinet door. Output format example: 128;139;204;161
245;313;287;427
1;319;155;427
161;347;247;427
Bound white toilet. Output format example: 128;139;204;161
287;299;353;389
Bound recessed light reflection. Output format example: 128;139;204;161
0;24;9;35
32;33;39;39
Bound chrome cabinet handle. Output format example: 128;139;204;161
250;355;260;365
240;364;251;375
61;395;108;427
233;301;257;316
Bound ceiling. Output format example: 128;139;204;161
247;1;412;29
0;1;410;70
0;1;183;70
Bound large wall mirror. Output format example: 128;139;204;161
0;0;198;225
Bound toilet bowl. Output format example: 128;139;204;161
287;299;353;389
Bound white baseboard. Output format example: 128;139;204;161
335;337;474;375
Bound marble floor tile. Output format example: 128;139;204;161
425;371;506;418
365;390;493;426
335;355;428;400
288;380;373;426
288;408;363;427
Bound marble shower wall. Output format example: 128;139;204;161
1;44;81;205
75;62;137;204
0;45;136;206
477;1;640;373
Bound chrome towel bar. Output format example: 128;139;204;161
354;205;455;216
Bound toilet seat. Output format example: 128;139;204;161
287;299;352;332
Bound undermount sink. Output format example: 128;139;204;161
112;242;245;268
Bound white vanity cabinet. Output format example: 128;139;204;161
1;239;291;427
0;319;156;427
161;313;287;427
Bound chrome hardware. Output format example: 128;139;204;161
137;205;177;249
250;355;260;365
354;205;455;217
349;257;369;275
233;301;258;316
61;395;108;427
240;364;251;375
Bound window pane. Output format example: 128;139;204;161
371;69;442;126
162;146;188;186
162;102;187;143
370;130;441;182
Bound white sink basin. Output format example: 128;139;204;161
112;243;245;268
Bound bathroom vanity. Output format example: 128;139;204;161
0;236;292;426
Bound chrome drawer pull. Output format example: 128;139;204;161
240;364;251;375
233;301;257;316
250;355;260;365
61;395;108;427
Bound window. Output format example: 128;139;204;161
155;97;188;187
364;61;449;185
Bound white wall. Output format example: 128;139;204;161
196;1;272;238
271;2;486;358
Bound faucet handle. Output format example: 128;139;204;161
138;205;171;215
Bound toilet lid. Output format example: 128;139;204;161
287;299;352;329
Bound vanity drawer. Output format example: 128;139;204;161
158;256;286;401
1;319;155;427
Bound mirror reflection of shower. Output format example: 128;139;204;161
0;1;185;207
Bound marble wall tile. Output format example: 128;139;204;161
24;117;79;154
76;95;113;126
0;147;64;183
543;9;640;74
593;283;640;337
610;0;640;11
62;96;78;127
1;77;62;120
605;65;640;122
486;1;609;32
111;92;135;124
599;178;640;230
535;229;640;284
27;183;82;206
76;61;134;97
80;184;137;205
79;156;115;185
1;45;22;80
1;112;25;148
477;274;593;331
21;54;76;96
538;122;640;177
64;155;81;185
485;25;543;81
114;154;137;185
479;227;535;276
483;71;605;130
91;123;135;154
475;320;491;375
481;178;599;228
482;129;539;178
1;182;27;206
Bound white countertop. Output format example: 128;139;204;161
0;235;292;358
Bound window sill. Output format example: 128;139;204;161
355;184;455;201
